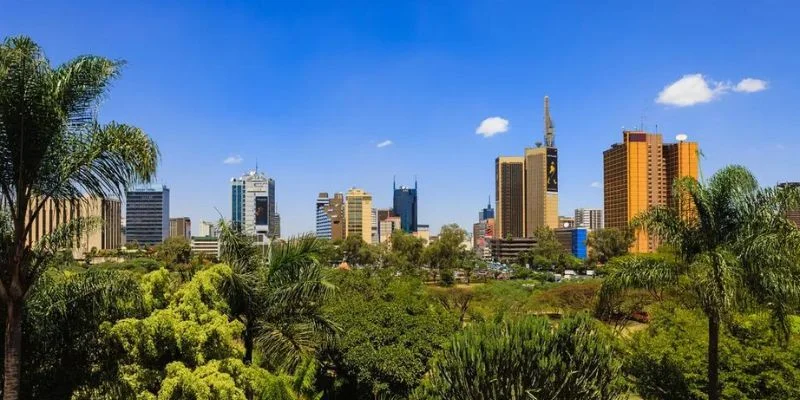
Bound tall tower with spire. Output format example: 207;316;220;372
522;96;559;235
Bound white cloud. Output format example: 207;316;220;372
376;140;393;148
734;78;768;93
223;155;243;164
475;117;509;138
656;74;729;107
590;181;602;188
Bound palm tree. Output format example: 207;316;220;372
599;165;800;400
217;222;336;370
0;36;158;399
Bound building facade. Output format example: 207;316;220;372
169;217;191;240
25;196;122;255
495;156;525;239
488;237;537;262
126;186;169;247
603;131;699;252
393;180;418;233
555;227;588;259
191;236;220;259
478;199;495;221
231;171;278;242
378;215;402;243
345;188;373;243
574;208;604;230
199;221;218;238
316;192;346;240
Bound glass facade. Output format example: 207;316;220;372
393;181;418;233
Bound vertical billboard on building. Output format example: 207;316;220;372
546;147;558;192
255;196;269;226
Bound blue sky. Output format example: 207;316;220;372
3;1;800;236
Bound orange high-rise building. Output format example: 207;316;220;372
603;131;699;252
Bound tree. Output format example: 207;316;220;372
154;236;192;265
424;224;468;282
319;270;458;399
599;166;800;400
586;228;635;266
218;221;335;369
413;313;624;399
0;36;159;400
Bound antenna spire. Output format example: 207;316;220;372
544;96;555;147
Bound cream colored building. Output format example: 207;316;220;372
25;197;122;256
378;215;402;243
191;236;220;259
345;188;373;243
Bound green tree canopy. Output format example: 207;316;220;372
586;228;635;266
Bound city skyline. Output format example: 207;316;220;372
3;2;796;236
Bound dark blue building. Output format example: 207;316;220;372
479;198;494;221
393;179;418;233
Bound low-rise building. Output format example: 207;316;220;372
191;236;220;259
488;237;537;262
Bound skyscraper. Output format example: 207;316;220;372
478;198;495;221
345;188;373;243
495;156;525;239
524;96;559;234
126;185;170;247
316;193;332;239
393;179;418;232
169;217;191;240
603;131;699;252
231;170;278;241
574;208;604;230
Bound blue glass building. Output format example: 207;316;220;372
393;179;418;233
479;198;495;221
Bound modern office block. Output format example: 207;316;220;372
126;186;169;247
393;179;418;233
345;188;373;243
169;217;191;240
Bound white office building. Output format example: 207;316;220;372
574;208;604;230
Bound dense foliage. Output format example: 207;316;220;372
415;313;624;400
318;269;458;399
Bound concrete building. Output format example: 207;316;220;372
231;171;278;242
393;179;418;233
316;192;347;241
371;208;379;244
488;237;537;262
169;217;191;240
558;216;575;228
345;188;373;243
191;236;220;259
604;131;698;252
199;221;218;238
25;196;122;256
495;156;525;239
575;208;604;230
414;224;431;244
378;215;402;243
126;186;169;247
555;227;588;259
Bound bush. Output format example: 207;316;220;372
414;313;624;399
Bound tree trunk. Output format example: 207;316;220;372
707;316;720;400
243;320;254;365
3;298;23;400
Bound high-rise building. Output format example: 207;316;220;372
603;131;699;252
231;171;277;242
393;179;418;233
126;186;169;247
371;208;379;244
25;196;122;255
495;156;525;239
345;188;373;243
524;97;560;234
574;208;604;230
495;96;560;239
478;198;495;221
169;217;191;240
316;192;347;240
316;193;332;239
